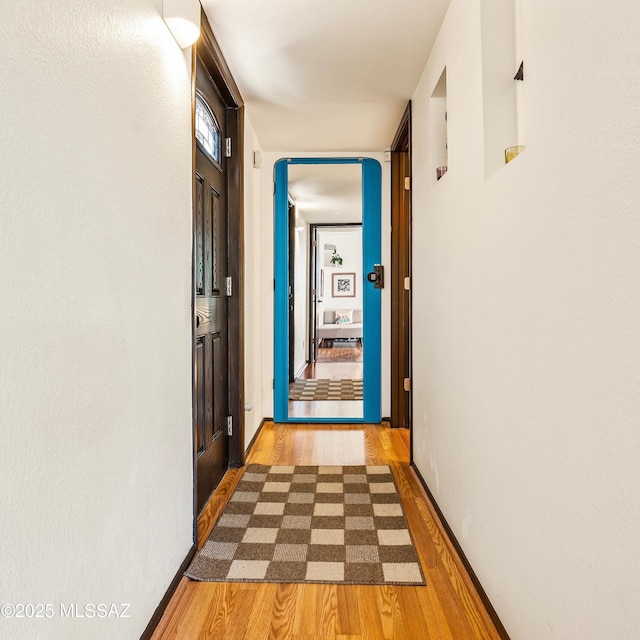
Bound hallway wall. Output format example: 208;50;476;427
318;227;364;313
0;1;194;638
410;1;640;639
292;211;310;377
242;112;265;447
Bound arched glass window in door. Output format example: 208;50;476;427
195;92;221;166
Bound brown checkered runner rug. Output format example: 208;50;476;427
289;378;363;401
185;464;425;585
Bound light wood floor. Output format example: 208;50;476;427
152;423;506;640
298;362;363;381
290;347;364;418
315;344;363;364
288;400;363;419
301;344;363;379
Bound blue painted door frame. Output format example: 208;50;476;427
274;157;382;423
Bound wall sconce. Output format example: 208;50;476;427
163;0;201;48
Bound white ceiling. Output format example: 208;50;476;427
202;0;450;151
289;164;362;224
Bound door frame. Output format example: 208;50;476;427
309;225;319;364
288;199;296;382
390;103;412;430
308;222;363;364
273;157;382;423
192;13;245;521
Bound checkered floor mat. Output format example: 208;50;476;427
185;465;425;585
289;378;363;401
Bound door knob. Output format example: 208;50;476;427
367;264;384;289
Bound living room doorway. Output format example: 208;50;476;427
290;223;363;419
274;158;382;423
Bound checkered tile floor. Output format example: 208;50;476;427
186;465;425;585
289;379;363;401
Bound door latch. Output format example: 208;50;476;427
367;264;384;289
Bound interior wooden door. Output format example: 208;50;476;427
194;54;229;512
391;104;412;429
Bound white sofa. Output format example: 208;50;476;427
317;309;363;346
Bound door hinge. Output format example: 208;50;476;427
404;276;411;291
404;177;411;191
312;240;317;247
225;137;232;158
226;416;233;436
403;377;411;392
225;276;232;296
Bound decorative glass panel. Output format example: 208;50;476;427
195;93;221;165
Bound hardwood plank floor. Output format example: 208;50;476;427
288;400;363;419
292;347;363;419
152;423;506;640
298;362;363;380
315;344;363;364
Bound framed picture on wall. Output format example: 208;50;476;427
332;272;356;298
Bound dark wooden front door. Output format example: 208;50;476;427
194;54;229;512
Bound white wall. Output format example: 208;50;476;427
293;213;309;376
411;1;640;639
258;152;391;419
242;112;264;447
0;1;194;638
318;227;363;312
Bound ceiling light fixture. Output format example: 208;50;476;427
163;0;201;48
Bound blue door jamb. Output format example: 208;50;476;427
274;157;382;423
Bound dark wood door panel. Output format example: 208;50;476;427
204;334;214;444
210;332;222;441
204;183;213;296
195;174;205;296
196;434;226;511
211;188;223;295
196;334;224;433
196;331;226;511
195;337;205;456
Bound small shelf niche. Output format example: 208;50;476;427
481;0;525;177
430;68;448;183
